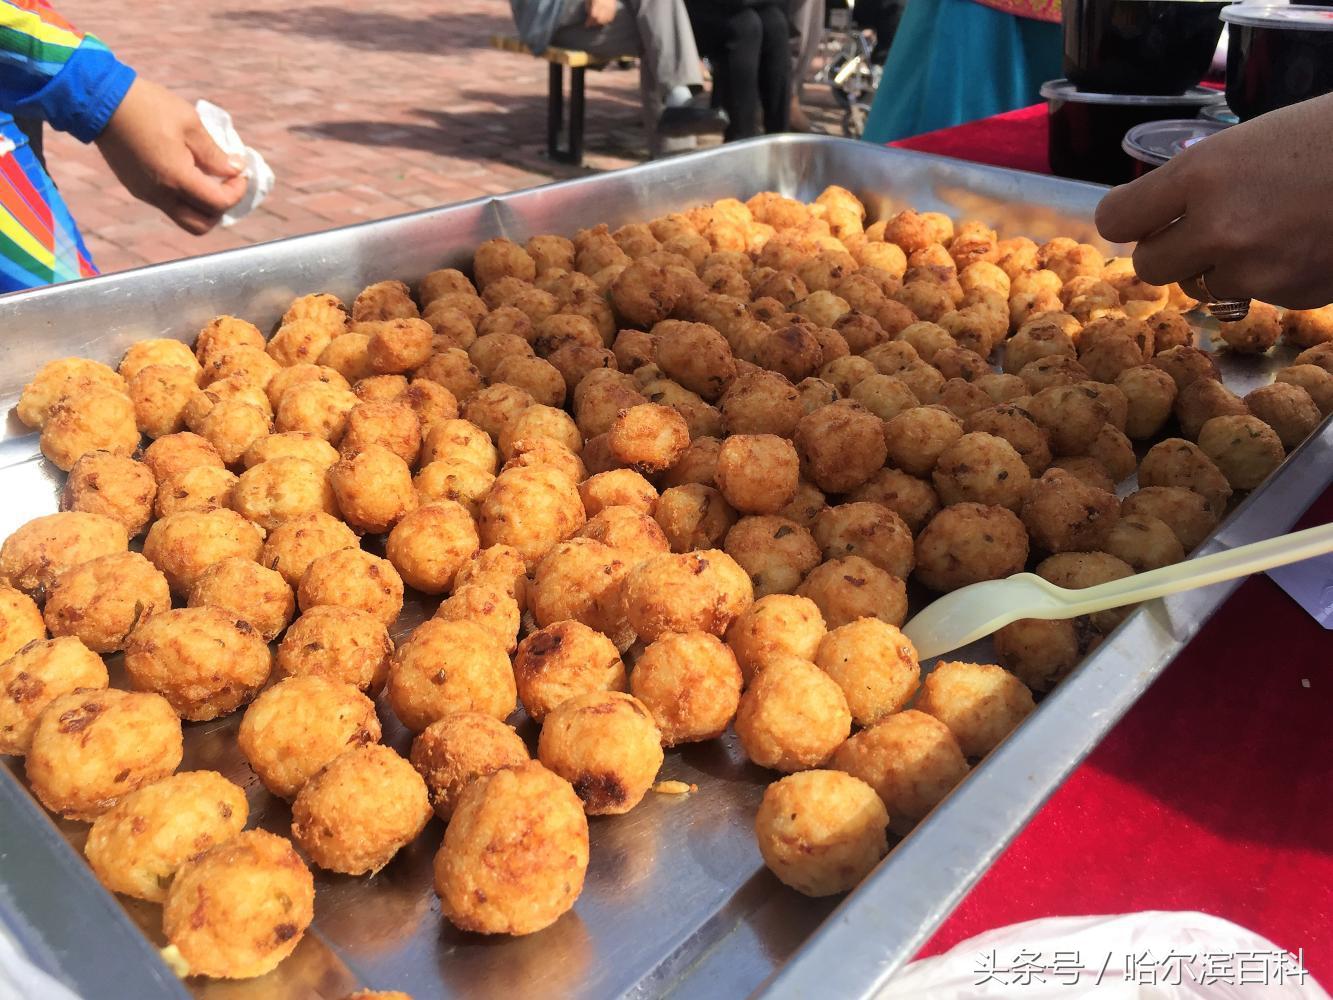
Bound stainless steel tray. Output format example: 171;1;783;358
1;135;1328;1000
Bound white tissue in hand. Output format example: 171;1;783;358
194;99;274;227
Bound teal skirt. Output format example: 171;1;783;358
862;0;1063;143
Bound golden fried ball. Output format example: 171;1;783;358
538;691;663;815
914;503;1029;592
154;465;237;518
655;483;737;552
1017;355;1089;394
411;713;529;821
275;607;391;696
530;538;631;644
298;547;404;627
579;469;657;517
453;544;529;613
40;384;139;472
388;618;515;731
1120;486;1216;553
498;403;582;461
84;770;247;902
142;508;262;596
796;554;907;628
1103;512;1185;573
1004;318;1076;375
607;402;689;475
61;451;156;536
513;619;626;723
655;322;738;403
475;237;537;289
1026;384;1109;457
1019;467;1120;554
846;374;916;424
383;500;479;594
1277;364;1333;417
812;502;915;579
572;369;646;439
1197;414;1285;491
929;431;1032;512
714;373;800;444
420;269;477;306
755;324;824;383
658;435;720;489
1294;342;1333;373
201;345;281;391
0;511;128;599
725;593;826;685
0;636;107;756
1138;437;1232;515
1218;301;1282;354
186;558;294;643
232;457;337;531
43;552;170;654
340;400;422;466
714;434;800;515
722;514;820;598
1112;364;1176;441
492;355;566;408
994;617;1082;692
882;406;963;478
1150;345;1221;391
163;829;314;980
793;399;887;494
831;709;969;824
255;513;354;590
0;586;44;663
266;319;335;369
963;405;1050;477
417;348;485;403
1246;382;1322;449
1282;305;1333;348
917;660;1035;758
361;318;433;376
330;445;418;534
1174;378;1249;441
291;744;430;875
275;380;360;443
578;506;670;566
197;398;271;466
284;292;350;336
266;364;351;411
434;581;522;653
25;688;181;819
434;760;588;936
353;281;419;324
141;431;224;485
477;464;586;570
423;417;499;472
1036;551;1135;633
17;357;127;430
754;769;887;896
815;618;920;727
128;364;197;438
629;631;742;746
622;549;753;642
736;656;851;772
414;459;496;517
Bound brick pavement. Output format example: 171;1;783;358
42;0;845;277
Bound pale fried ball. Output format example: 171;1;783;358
43;552;170;654
1019;467;1119;554
1219;301;1282;354
411;713;529;821
187;558;294;643
283;292;350;336
0;636;107;756
736;656;851;772
964;405;1051;476
848;469;940;535
715;434;800;514
84;770;247;903
1018;355;1089;394
883;406;963;478
143;509;262;596
514;620;626;723
0;511;128;600
722;514;820;598
434;760;588;936
383;500;479;594
415;460;495;518
417;348;484;402
623;550;753;641
578;506;671;565
1175;378;1249;441
25;688;181;819
795;555;908;627
1115;364;1178;440
154;465;238;518
1246;382;1322;449
276;606;392;693
930;432;1032;512
435;582;522;653
201;345;280;390
298;548;404;627
1121;486;1218;552
1282;305;1333;349
275;380;360;443
17;357;126;430
917;660;1035;758
1197;414;1285;491
498;403;581;460
815;619;919;727
266;319;334;369
388;619;515;732
330;445;418;534
266;364;351;412
994;618;1082;692
364;318;433;375
1277;364;1333;416
163;829;314;980
453;544;529;613
538;691;662;815
579;469;657;517
797;375;841;413
0;586;43;663
1138;437;1233;515
423;417;498;472
477;465;586;570
530;538;631;644
61;452;155;536
914;503;1029;592
1086;423;1136;482
492;355;566;408
1103;513;1185;572
849;373;917;423
1151;345;1221;390
1026;384;1109;456
197;399;271;466
630;632;742;745
405;377;460;429
231;456;338;531
128;364;197;438
475;237;537;289
340;400;422;466
1037;551;1135;633
812;502;914;578
609;402;690;474
142;431;224;485
40;384;139;471
794;400;887;493
725;594;826;685
259;511;358;587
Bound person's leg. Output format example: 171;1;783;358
756;4;793;134
715;8;764;141
788;0;825;130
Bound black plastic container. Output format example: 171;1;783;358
1223;5;1333;120
1063;0;1229;95
1122;118;1230;176
1041;79;1224;184
1199;102;1240;125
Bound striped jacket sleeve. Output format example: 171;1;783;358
0;0;136;141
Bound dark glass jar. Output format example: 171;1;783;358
1063;0;1228;95
1122;118;1230;177
1223;5;1333;121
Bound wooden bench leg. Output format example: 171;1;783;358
545;61;587;167
547;62;563;162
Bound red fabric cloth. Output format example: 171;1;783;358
892;111;1333;982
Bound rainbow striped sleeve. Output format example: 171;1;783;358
0;0;136;141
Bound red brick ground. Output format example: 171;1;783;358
45;0;843;276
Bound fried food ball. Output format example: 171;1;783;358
474;237;537;289
128;364;197;438
201;345;280;392
84;770;247;903
43;552;169;654
1282;305;1333;348
882;406;961;478
622;549;753;641
814;618;919;727
1121;486;1217;552
846;374;915;425
266;364;351;412
1048;455;1116;493
0;636;107;756
929;431;1033;512
720;514;817;598
498;404;582;461
1197;414;1285;491
831;710;969;824
538;691;662;815
725;593;825;684
578;506;671;565
410;713;529;822
797;375;842;414
1025;384;1109;457
1019;467;1119;555
812;502;915;579
608;260;677;327
17;357;127;430
1103;512;1185;573
477;464;586;570
340;400;422;466
1085;423;1136;482
795;554;908;628
298;547;404;626
59;451;155;537
917;660;1035;758
435;581;522;653
1112;364;1176;441
0;585;43;664
143;509;262;596
230;456;337;531
975;372;1028;404
1037;551;1135;633
388;618;515;732
435;760;588;936
754;769;887;896
657;436;719;490
196;399;271;466
1277;364;1333;416
414;459;495;517
382;500;479;594
420;269;477;308
792;399;887;494
1004;319;1076;376
525;235;576;276
1138;438;1233;515
154;465;237;518
736;655;851;772
422;417;498;473
846;469;939;535
283;292;351;335
1294;342;1333;373
361;318;433;378
453;543;529;613
275;380;360;443
186;558;293;642
1174;378;1249;441
752;324;822;383
1246;382;1322;449
141;431;224;486
530;538;631;641
1216;300;1281;354
607;402;690;475
39;384;138;472
163;829;314;980
579;469;657;517
491;356;565;410
1151;344;1221;390
416;348;485;405
513;619;626;723
712;434;800;515
914;503;1029;592
630;631;742;745
993;617;1082;692
330;445;418;534
25;688;181;819
257;512;356;589
963;405;1050;477
275;606;391;695
265;319;333;370
0;511;127;601
655;321;737;402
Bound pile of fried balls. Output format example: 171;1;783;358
3;185;1331;986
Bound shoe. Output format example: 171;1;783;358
657;105;729;138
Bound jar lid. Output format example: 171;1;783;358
1199;102;1239;125
1220;4;1333;29
1039;79;1226;106
1122;119;1229;166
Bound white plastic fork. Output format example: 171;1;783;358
902;521;1333;660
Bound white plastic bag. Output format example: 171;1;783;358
879;911;1328;1000
194;99;274;227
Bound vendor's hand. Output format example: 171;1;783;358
94;78;248;236
586;0;616;28
1096;93;1333;309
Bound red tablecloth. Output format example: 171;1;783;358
892;109;1333;983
